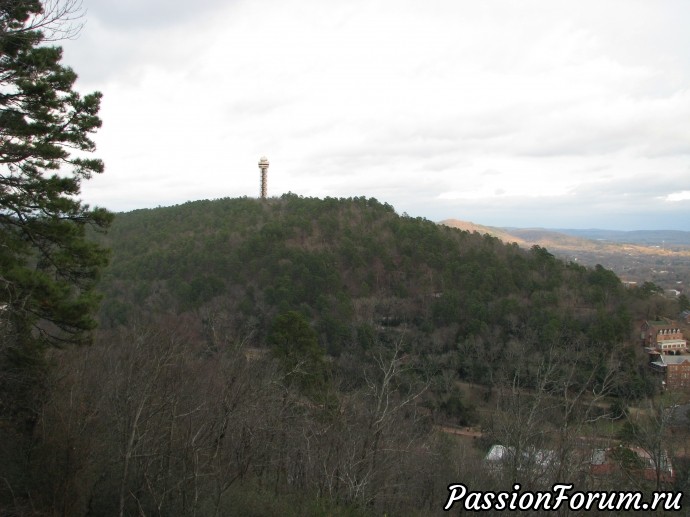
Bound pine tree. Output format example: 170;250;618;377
1;2;111;506
0;0;111;350
268;311;328;397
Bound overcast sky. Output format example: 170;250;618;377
60;0;690;230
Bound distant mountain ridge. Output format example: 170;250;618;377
440;219;690;250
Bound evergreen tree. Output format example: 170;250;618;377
678;293;690;312
268;311;328;396
1;2;110;500
0;0;111;350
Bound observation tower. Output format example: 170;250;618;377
258;156;269;199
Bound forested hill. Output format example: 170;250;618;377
98;194;647;390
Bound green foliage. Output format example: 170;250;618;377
97;194;645;403
587;264;623;306
635;281;664;299
438;391;477;426
678;293;690;312
0;0;111;348
611;347;654;400
268;311;328;396
611;445;645;472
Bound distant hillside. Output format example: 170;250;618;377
438;219;527;245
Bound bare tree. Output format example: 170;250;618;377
335;338;429;508
619;396;681;491
487;335;621;489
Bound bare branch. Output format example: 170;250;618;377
18;0;86;41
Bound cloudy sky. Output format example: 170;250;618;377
60;0;690;230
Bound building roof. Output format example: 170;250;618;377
661;355;690;365
485;445;511;462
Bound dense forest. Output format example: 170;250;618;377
4;194;688;516
102;197;624;348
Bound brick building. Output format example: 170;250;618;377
641;320;687;354
650;355;690;390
